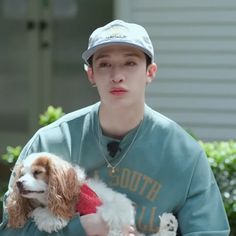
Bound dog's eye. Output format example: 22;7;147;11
33;170;43;176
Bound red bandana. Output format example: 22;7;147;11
76;184;102;215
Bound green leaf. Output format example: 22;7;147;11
39;106;65;126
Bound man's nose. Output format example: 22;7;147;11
111;66;125;83
112;76;124;83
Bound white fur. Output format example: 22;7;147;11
30;207;68;233
87;178;135;236
137;213;178;236
158;213;178;236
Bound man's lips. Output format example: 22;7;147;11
110;88;128;95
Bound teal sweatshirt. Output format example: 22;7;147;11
0;103;230;235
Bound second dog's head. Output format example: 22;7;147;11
7;152;84;228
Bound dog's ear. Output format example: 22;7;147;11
47;159;81;219
7;163;34;228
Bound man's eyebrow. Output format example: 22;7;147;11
124;52;142;58
94;52;142;61
93;54;109;61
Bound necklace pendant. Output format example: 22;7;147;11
111;167;116;174
107;163;115;174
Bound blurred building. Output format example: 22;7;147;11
116;0;236;141
0;0;112;155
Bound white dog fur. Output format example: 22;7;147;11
6;152;178;235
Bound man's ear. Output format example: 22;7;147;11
86;66;95;85
146;63;158;84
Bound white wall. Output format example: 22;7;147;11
115;0;236;141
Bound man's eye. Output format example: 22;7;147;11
125;61;136;66
99;62;111;68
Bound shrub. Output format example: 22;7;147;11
39;105;65;126
1;146;22;165
199;140;236;235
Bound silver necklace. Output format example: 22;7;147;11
97;120;143;174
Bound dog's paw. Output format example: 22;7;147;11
135;213;178;236
31;207;68;233
158;213;178;236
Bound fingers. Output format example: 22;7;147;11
124;225;136;236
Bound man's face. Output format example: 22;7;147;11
87;45;156;109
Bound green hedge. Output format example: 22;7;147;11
199;140;236;235
0;107;235;234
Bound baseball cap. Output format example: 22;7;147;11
82;19;154;65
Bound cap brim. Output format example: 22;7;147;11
82;41;153;65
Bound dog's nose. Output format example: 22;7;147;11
16;180;24;190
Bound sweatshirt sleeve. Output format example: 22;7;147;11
0;215;86;236
177;151;230;236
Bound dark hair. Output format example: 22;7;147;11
145;54;152;68
87;53;152;69
87;56;93;67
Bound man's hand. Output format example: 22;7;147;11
80;213;109;236
80;213;135;236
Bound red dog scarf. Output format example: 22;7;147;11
76;184;102;215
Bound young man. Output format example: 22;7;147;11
0;20;230;236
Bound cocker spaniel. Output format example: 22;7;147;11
6;152;177;235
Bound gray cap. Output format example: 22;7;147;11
82;20;154;65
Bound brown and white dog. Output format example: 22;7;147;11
6;152;177;235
